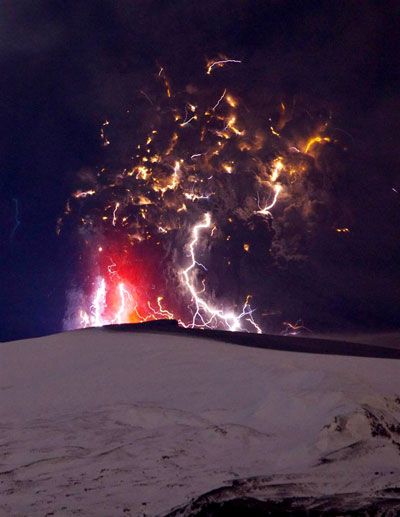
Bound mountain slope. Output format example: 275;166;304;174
1;328;400;515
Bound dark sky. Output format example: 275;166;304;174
1;0;399;342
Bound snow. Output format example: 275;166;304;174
1;328;400;515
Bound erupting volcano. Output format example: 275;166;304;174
60;58;347;332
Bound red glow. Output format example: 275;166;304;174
79;243;176;327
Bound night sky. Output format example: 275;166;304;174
1;0;399;342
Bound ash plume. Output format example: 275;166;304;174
60;62;348;332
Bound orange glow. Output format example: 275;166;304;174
304;135;331;154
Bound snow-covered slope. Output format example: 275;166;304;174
1;328;400;515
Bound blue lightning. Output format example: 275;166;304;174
10;198;21;242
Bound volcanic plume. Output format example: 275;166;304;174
60;59;347;332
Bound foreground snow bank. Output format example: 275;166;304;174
1;329;400;515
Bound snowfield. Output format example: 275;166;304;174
1;327;400;515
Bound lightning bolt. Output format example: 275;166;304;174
181;213;261;332
114;282;133;324
91;277;107;327
257;184;282;215
206;58;242;75
10;198;21;242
